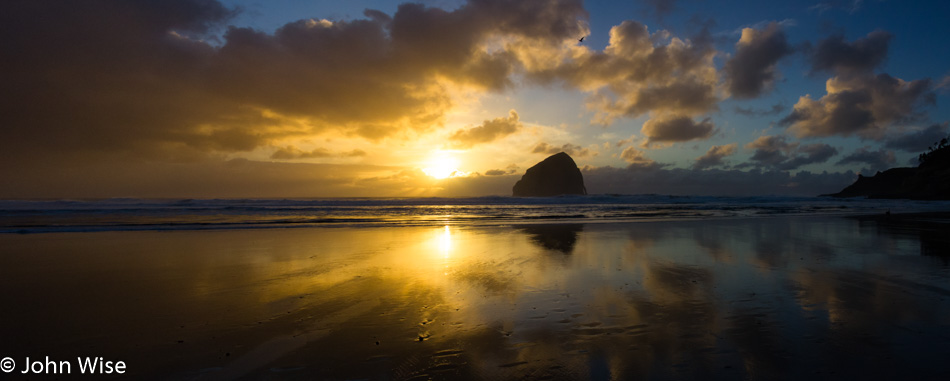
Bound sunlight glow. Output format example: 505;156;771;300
422;153;463;179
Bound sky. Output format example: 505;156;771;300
1;0;948;198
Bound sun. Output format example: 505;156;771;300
422;153;463;179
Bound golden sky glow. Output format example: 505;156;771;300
422;152;464;180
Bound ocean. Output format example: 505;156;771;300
2;196;950;379
3;195;949;233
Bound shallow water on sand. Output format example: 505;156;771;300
1;215;949;379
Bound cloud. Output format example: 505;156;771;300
484;168;516;176
693;143;738;169
270;146;366;159
0;0;590;163
0;0;722;175
615;135;640;147
620;147;660;169
780;73;935;139
810;30;891;75
0;152;859;198
583;166;855;196
532;142;593;157
745;135;838;170
808;2;834;14
0;157;396;199
1;0;239;159
746;135;796;167
641;115;716;146
724;22;793;99
885;123;950;152
936;75;950;92
448;110;522;148
523;20;719;125
781;143;839;170
6;0;934;200
356;168;528;197
271;146;332;159
836;146;896;173
484;163;519;176
785;30;936;140
734;103;785;117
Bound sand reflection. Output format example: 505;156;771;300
1;216;949;379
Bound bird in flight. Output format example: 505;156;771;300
578;36;585;43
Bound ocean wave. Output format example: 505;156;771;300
2;195;949;233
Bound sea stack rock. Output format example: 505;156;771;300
512;152;587;197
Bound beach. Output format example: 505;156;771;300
2;213;949;379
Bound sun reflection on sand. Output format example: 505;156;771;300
439;225;452;275
440;225;452;258
2;217;949;378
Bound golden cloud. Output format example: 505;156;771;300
448;110;522;148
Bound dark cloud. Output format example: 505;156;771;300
810;30;891;75
448;110;521;148
582;166;855;197
836;146;896;173
532;142;593;157
1;0;238;159
781;143;839;170
0;0;590;162
734;103;785;117
780;74;934;139
746;135;795;167
484;165;519;176
724;22;793;99
693;143;738;169
884;123;950;152
641;115;716;146
786;29;936;140
745;135;838;170
484;164;519;176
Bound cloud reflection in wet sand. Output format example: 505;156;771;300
1;216;949;379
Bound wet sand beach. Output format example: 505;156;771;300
1;214;949;379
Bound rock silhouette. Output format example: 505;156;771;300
512;152;587;197
825;167;950;199
826;141;950;200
